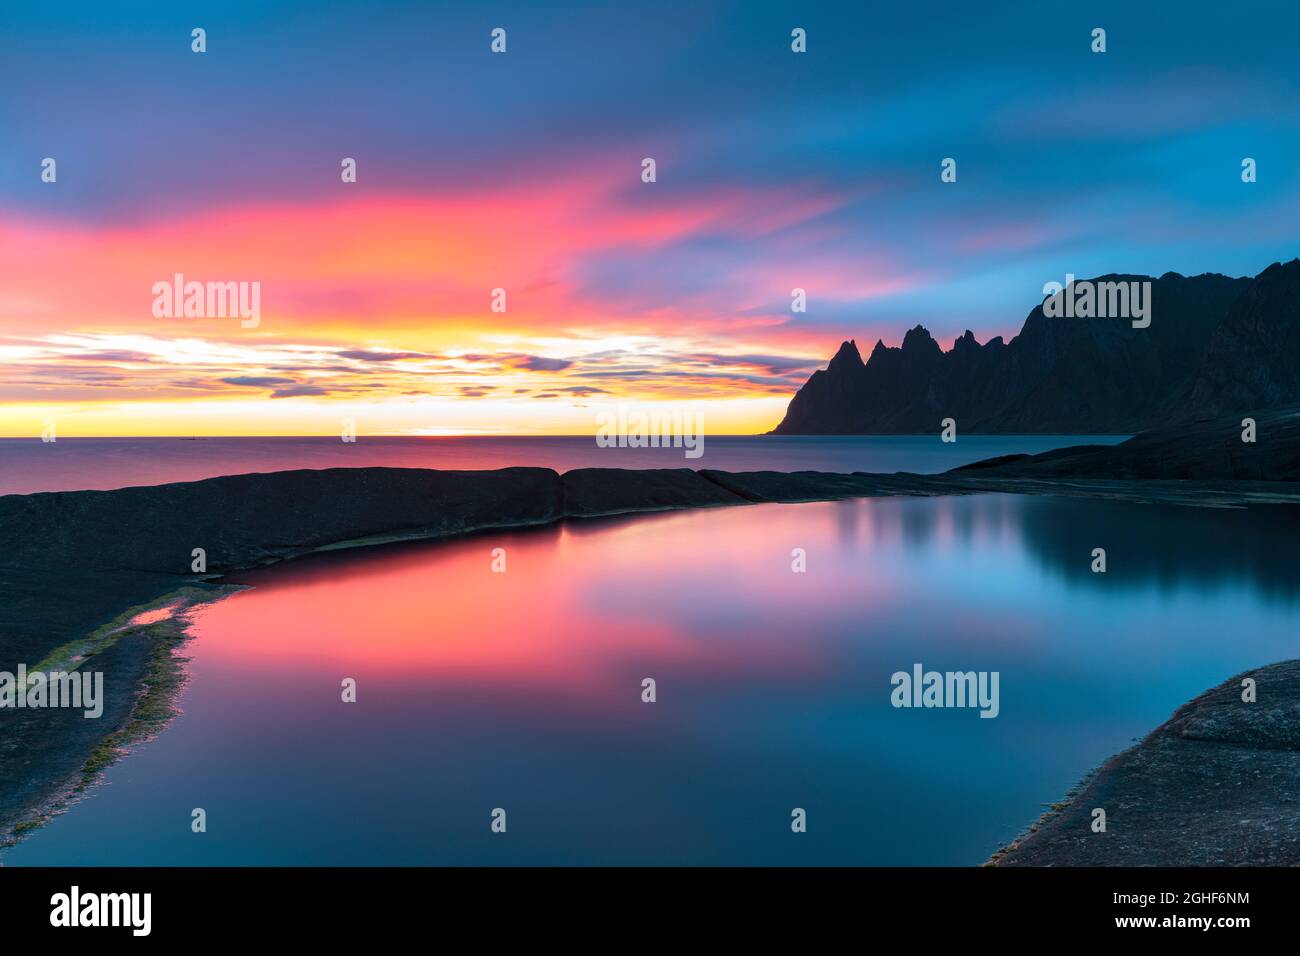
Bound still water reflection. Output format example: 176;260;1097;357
8;494;1299;865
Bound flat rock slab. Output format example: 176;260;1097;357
561;468;746;516
993;660;1300;866
700;469;960;502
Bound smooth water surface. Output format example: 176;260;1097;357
8;493;1298;865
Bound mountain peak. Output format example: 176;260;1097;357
901;325;940;354
771;262;1271;435
1258;258;1300;280
827;339;863;371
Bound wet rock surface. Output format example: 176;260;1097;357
560;467;745;516
993;661;1300;866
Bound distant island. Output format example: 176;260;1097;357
771;258;1300;435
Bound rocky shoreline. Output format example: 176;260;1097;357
990;660;1300;866
4;410;1300;861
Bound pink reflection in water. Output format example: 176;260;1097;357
187;504;902;700
126;605;179;627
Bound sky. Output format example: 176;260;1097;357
2;0;1299;436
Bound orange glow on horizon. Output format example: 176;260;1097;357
0;178;919;437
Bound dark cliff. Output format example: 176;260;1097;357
772;262;1300;434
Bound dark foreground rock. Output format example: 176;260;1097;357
700;469;950;502
561;467;746;516
992;661;1300;866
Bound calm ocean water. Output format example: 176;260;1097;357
8;494;1299;865
0;435;1125;495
